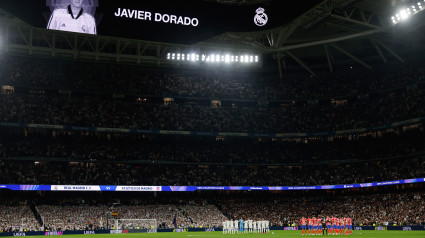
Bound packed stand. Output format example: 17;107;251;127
1;86;425;133
1;56;425;133
0;204;40;232
217;191;425;227
0;156;423;186
0;189;424;231
1;56;424;100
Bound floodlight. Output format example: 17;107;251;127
400;9;408;19
167;53;170;59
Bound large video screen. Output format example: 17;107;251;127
0;0;322;44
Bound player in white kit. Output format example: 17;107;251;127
248;220;253;233
253;220;257;233
265;220;269;233
257;221;262;233
261;221;266;233
243;220;248;233
233;220;238;234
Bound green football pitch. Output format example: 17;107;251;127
19;230;425;238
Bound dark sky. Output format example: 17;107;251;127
0;0;324;44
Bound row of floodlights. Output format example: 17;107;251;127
391;1;425;24
166;53;259;63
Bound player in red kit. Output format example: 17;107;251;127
308;217;314;235
317;217;322;235
331;216;337;235
326;217;332;235
300;217;307;235
348;217;353;235
343;217;348;235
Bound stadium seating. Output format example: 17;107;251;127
1;54;425;231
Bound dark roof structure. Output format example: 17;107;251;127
0;0;424;74
199;0;425;74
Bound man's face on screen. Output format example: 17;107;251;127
71;0;83;9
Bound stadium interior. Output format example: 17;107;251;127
0;0;425;234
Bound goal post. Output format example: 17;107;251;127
114;219;157;232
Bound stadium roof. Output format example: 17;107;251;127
1;0;425;74
197;0;425;74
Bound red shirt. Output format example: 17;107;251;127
300;218;307;225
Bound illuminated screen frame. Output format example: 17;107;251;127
1;178;424;191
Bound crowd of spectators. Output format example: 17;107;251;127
0;155;423;186
33;200;227;230
0;56;424;100
1;189;424;231
37;204;107;231
0;56;425;133
1;51;425;233
0;125;424;187
218;191;425;227
1;85;425;133
0;204;40;232
178;202;228;228
1;125;425;164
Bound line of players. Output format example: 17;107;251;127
300;216;353;235
222;219;270;234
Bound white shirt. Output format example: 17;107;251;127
48;6;96;34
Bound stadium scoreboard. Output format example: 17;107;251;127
0;0;305;45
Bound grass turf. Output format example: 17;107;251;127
20;230;425;238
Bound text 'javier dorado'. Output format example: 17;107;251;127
114;8;199;26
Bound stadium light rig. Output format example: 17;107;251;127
166;52;259;64
391;1;425;24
